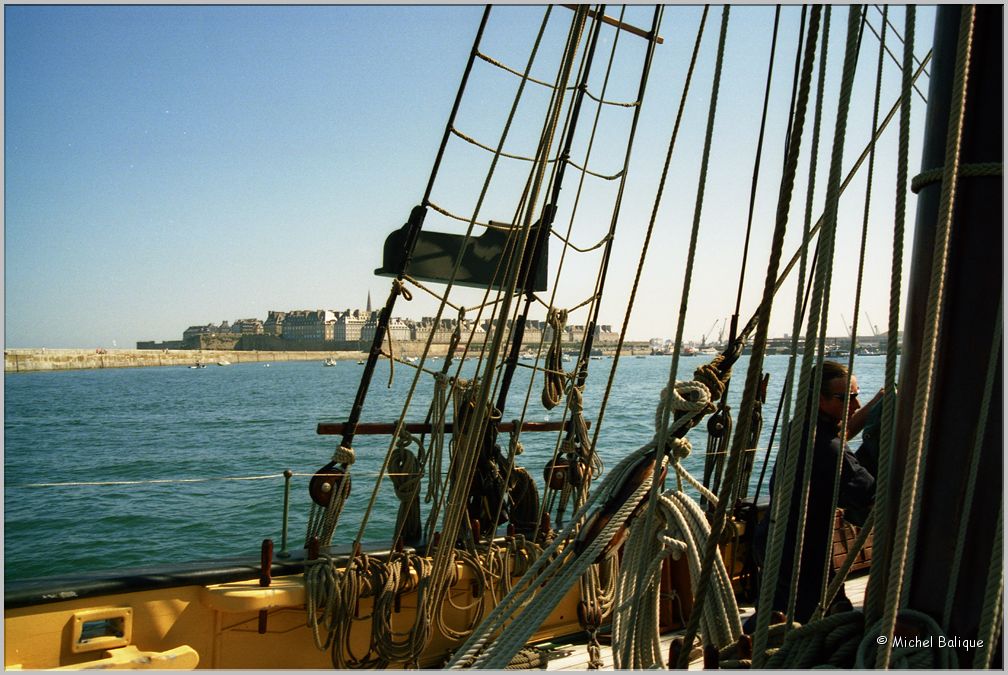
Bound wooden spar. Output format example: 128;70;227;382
873;5;1002;666
317;419;589;436
562;5;664;44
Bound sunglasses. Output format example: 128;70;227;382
829;390;860;401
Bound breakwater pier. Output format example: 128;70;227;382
5;342;652;374
4;348;367;373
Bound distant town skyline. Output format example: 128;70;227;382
152;298;887;351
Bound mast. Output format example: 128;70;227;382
873;5;1002;666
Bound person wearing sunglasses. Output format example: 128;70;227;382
745;360;877;630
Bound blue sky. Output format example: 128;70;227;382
4;5;935;348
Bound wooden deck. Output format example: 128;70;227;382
540;572;871;670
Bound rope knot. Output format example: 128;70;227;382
392;278;413;301
547;307;569;329
655;380;712;432
332;445;356;465
657;531;689;560
669;436;692;460
567;384;585;413
693;355;730;406
394;425;416;450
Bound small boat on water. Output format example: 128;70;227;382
323;357;337;367
4;5;1000;671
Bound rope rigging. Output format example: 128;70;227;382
298;5;681;667
290;3;998;671
875;6;975;667
7;5;1001;674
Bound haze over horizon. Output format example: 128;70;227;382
5;5;934;350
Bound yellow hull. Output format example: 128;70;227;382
5;559;583;670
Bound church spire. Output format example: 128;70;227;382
366;290;372;314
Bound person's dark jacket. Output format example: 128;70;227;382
855;399;884;479
755;412;875;623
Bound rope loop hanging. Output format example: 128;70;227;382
391;278;413;301
541;307;569;410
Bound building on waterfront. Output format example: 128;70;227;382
523;319;545;345
231;318;265;335
334;309;369;341
596;324;618;344
281;310;337;341
361;314;411;343
264;311;286;337
415;317;457;343
182;322;231;341
163;296;616;352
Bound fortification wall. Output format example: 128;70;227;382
5;341;648;374
3;349;366;373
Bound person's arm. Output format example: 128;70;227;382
845;387;884;438
829;438;876;526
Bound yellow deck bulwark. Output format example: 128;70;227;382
4;556;585;670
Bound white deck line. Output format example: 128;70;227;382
542;573;871;670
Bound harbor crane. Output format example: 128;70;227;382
700;318;721;347
864;311;880;337
841;313;853;339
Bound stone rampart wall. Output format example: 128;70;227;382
5;341;649;373
3;349;366;373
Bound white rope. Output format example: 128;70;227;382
674;460;719;507
449;374;712;668
331;445;356;465
612;488;741;668
446;445;663;668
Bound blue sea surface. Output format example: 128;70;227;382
3;353;891;582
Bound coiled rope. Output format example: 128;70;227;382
612;488;741;668
371;551;433;667
759;611;864;668
448;450;663;669
447;375;708;669
305;552;388;668
389;429;423;546
856;609;959;668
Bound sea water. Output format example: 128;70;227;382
3;353;891;582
